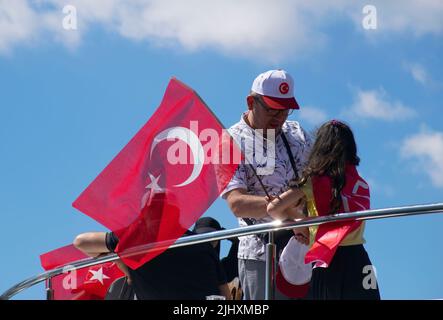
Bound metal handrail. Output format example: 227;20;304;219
1;202;443;300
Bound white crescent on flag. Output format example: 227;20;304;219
150;126;205;187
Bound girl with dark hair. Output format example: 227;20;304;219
267;120;380;300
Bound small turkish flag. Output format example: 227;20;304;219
72;78;242;269
40;245;124;300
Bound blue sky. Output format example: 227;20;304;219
0;1;442;299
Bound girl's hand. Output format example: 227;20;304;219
265;195;280;203
283;196;307;220
293;197;307;212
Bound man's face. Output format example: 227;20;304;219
250;96;291;131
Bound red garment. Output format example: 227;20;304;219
72;78;241;269
305;165;370;267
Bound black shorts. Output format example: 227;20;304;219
308;244;381;300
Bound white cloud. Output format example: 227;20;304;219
0;0;39;53
113;0;326;61
407;63;429;85
369;0;443;36
0;1;443;58
346;88;416;121
0;0;328;60
0;0;83;53
365;177;396;198
401;130;443;187
298;106;328;127
403;62;441;88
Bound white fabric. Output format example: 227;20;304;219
279;236;312;285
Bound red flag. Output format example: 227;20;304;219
305;165;370;267
72;78;241;269
40;245;124;300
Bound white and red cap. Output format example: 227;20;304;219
251;69;300;110
276;236;312;298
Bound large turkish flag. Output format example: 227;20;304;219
72;78;241;269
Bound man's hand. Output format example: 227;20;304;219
268;195;306;221
115;260;133;285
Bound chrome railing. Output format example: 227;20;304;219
1;202;443;300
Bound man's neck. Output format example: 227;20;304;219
244;112;282;137
244;111;256;129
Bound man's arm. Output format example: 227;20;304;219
73;232;132;282
224;188;268;219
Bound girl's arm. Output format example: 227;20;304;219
267;187;305;220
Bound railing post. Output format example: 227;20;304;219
265;231;276;300
46;276;54;300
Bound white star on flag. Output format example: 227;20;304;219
145;173;164;192
88;267;110;285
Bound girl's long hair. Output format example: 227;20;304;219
300;120;360;214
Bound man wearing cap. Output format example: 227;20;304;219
221;69;312;300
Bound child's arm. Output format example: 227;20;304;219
267;187;305;220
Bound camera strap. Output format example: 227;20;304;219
243;130;298;227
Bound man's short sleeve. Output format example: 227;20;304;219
220;164;248;199
105;232;119;253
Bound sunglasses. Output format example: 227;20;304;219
255;97;293;116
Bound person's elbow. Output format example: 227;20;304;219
73;233;100;252
227;197;244;217
226;189;265;218
73;233;88;251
